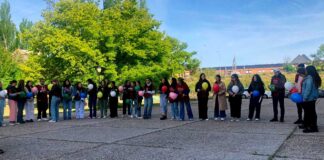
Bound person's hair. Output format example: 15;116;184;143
18;80;25;90
111;81;116;86
199;73;206;82
306;66;322;88
11;80;17;84
76;82;82;89
124;80;129;86
161;77;170;86
297;63;305;68
87;79;93;84
231;74;241;83
63;79;71;88
215;74;221;81
136;80;141;86
25;81;33;90
251;74;264;86
297;67;306;75
178;77;185;84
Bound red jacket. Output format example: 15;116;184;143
176;83;190;102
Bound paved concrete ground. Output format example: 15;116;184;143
0;98;323;160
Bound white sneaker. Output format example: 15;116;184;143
103;116;107;119
48;120;56;123
230;119;235;122
235;119;240;122
9;123;15;126
189;118;194;121
214;117;219;121
42;118;48;121
130;115;134;118
255;118;260;121
205;118;209;121
2;124;7;127
220;118;225;121
37;119;42;122
246;118;251;121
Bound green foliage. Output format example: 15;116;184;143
311;44;324;71
283;63;296;73
0;0;18;52
0;48;19;84
18;18;33;49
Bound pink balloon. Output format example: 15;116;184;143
169;92;178;100
118;86;124;92
138;91;144;96
32;87;38;93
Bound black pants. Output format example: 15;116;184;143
17;100;25;123
248;96;262;119
198;96;208;119
296;103;303;120
272;93;285;120
37;101;48;119
229;95;242;118
122;99;131;115
88;96;97;118
109;97;118;118
303;101;317;129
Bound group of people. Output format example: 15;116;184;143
0;65;321;134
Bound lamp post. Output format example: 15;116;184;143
96;66;102;83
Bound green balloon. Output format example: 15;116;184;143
135;86;140;92
19;92;26;98
269;85;275;91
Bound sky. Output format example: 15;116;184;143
4;0;324;67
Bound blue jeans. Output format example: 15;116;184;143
179;100;193;120
170;102;179;119
135;99;142;117
0;99;5;125
75;100;85;119
160;94;168;115
63;100;72;120
129;99;137;117
215;110;226;118
50;96;60;121
144;97;153;118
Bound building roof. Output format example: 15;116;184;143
208;63;283;70
291;54;311;64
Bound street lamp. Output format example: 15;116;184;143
96;66;102;83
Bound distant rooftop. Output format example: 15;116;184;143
206;63;284;70
290;54;311;65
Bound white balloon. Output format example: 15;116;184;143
110;91;116;97
284;82;293;91
0;90;6;98
232;85;239;94
88;84;94;90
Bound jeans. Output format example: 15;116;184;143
88;96;97;118
63;100;72;120
0;99;5;125
179;100;193;120
75;100;85;119
25;99;35;120
144;97;153;118
129;99;137;117
170;102;179;119
98;99;108;118
17;100;25;123
136;99;142;117
160;94;168;115
50;96;60;122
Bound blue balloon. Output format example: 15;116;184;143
26;92;33;98
80;92;86;98
252;90;260;97
290;93;303;103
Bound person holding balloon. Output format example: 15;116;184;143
269;69;286;122
98;80;109;119
109;81;119;118
0;82;7;127
128;81;137;118
16;80;28;124
169;78;179;120
159;78;170;120
7;80;18;125
143;78;155;119
87;79;98;119
247;74;265;121
36;79;49;121
25;81;36;122
177;78;193;121
195;73;211;120
293;64;306;124
49;80;62;123
74;82;87;119
122;80;131;117
227;74;244;122
62;79;73;120
213;75;227;121
300;66;321;133
135;81;143;118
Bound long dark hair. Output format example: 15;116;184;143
250;74;264;86
230;74;241;85
306;66;322;88
63;79;71;88
160;77;170;86
25;81;33;91
18;80;25;91
170;78;177;88
215;74;221;83
199;73;206;82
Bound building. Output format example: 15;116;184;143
212;63;284;75
290;54;312;65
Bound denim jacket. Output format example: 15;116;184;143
302;75;319;102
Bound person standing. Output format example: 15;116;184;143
7;80;18;125
227;74;244;122
16;80;27;124
0;82;6;127
143;78;155;119
25;81;35;122
159;78;170;120
270;69;286;122
122;80;131;117
213;75;227;121
98;80;109;118
195;73;211;120
169;78;179;120
294;64;306;124
247;74;265;121
87;79;97;119
36;79;49;121
74;82;87;119
62;80;73;120
49;80;61;123
108;81;118;118
178;78;193;121
301;66;321;133
128;81;136;118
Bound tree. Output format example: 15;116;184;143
0;48;19;84
311;44;324;71
283;57;295;73
18;18;33;49
0;0;18;52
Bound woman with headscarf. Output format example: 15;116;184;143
195;73;211;120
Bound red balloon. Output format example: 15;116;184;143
290;87;298;93
162;85;168;93
213;84;220;93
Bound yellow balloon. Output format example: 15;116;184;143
202;82;208;90
48;84;53;90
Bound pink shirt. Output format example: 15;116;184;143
295;75;304;93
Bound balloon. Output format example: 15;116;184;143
232;85;239;94
135;86;140;92
202;82;208;90
0;90;7;97
97;91;103;98
125;99;131;105
118;86;124;92
80;92;86;98
26;92;33;98
19;92;26;98
252;90;260;97
63;94;71;100
110;91;116;97
213;83;220;93
268;84;275;92
161;85;168;93
48;84;53;90
290;93;303;103
284;82;293;91
32;87;38;94
138;91;144;96
290;87;298;93
88;84;94;90
169;92;178;100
